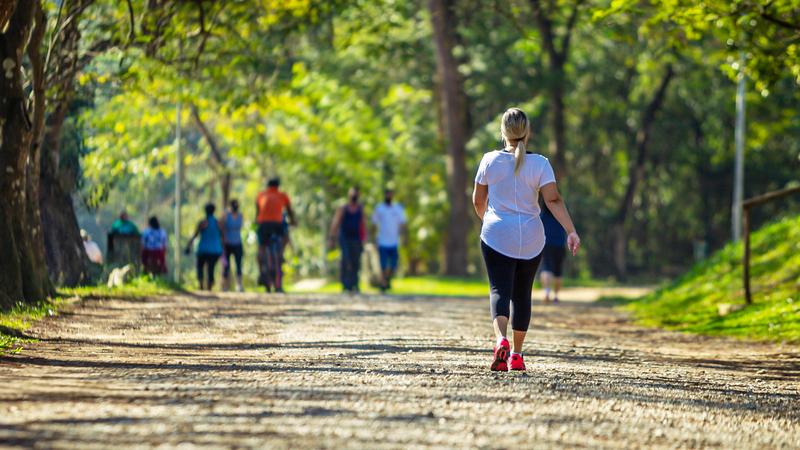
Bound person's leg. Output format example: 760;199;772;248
510;253;542;353
234;244;244;291
196;254;204;289
223;245;232;283
339;239;351;291
207;254;219;290
350;240;363;292
541;270;553;302
481;241;515;340
385;246;398;290
378;246;390;290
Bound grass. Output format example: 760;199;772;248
289;275;615;297
1;275;181;354
613;214;800;343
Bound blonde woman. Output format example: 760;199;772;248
472;107;580;371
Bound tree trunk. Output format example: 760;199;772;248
41;105;92;285
0;0;53;309
428;0;469;276
612;65;674;278
39;0;93;286
529;0;583;179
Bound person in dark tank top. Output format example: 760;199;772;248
328;187;366;293
221;199;245;292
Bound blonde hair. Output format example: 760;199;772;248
500;107;530;174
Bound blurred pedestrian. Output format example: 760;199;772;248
540;203;567;303
329;187;366;293
141;216;168;275
110;210;139;236
186;203;223;290
371;188;406;292
81;229;103;264
221;199;244;292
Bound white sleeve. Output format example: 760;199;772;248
474;154;488;185
371;208;379;225
539;157;556;188
399;206;407;224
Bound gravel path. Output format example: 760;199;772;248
1;289;798;449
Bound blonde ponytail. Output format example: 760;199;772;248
500;107;530;175
514;140;526;174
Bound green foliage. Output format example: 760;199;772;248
69;0;799;282
621;214;800;342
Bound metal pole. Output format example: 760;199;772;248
732;53;746;241
174;101;182;283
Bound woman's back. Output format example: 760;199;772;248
198;216;223;254
475;150;556;259
223;212;243;245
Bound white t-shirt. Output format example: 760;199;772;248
474;150;556;259
371;202;407;247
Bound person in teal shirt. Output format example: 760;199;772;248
110;211;140;236
185;203;223;290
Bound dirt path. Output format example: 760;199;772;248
1;288;798;449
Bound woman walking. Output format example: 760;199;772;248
472;108;580;371
221;199;244;292
141;216;168;275
186;203;224;290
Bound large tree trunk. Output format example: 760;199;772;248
428;0;470;276
39;0;92;286
0;0;53;309
41;105;92;285
612;65;674;278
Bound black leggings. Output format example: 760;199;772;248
481;240;542;332
223;244;243;277
196;252;220;289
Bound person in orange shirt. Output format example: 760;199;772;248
255;177;296;292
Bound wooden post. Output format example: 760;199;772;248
743;207;752;304
741;185;800;305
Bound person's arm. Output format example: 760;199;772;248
185;221;202;253
359;207;367;243
540;183;580;256
286;203;297;226
328;206;343;248
472;183;489;220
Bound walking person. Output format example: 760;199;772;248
371;188;407;292
255;177;296;292
221;199;244;292
473;107;580;371
540;203;567;303
185;203;224;290
141;216;168;275
328;187;366;293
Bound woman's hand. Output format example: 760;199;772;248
567;232;581;256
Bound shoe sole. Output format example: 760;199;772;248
490;347;509;371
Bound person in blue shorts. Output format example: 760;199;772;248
371;188;407;292
540;202;567;303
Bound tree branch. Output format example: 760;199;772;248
189;103;227;169
559;0;584;57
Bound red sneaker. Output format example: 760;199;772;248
509;353;526;371
491;337;510;371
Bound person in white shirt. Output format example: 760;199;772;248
81;229;103;264
371;189;407;292
472;107;580;372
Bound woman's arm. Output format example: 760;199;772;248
328;207;343;248
472;183;488;220
540;183;581;256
